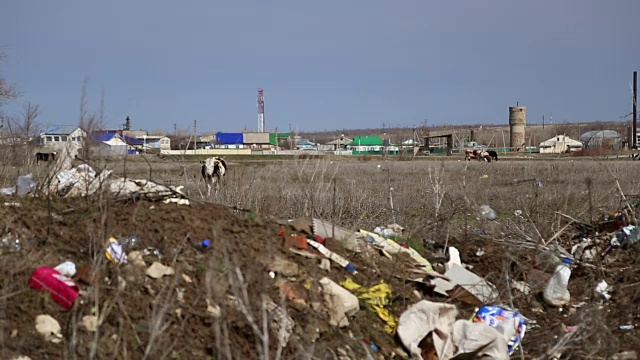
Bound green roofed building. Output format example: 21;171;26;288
346;136;385;155
269;132;291;146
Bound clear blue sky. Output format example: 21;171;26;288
1;0;638;133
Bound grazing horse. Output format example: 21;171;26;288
464;149;493;162
487;150;498;161
201;157;227;196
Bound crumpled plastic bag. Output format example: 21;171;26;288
341;278;397;334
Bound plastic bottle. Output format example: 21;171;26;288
0;237;22;255
542;258;572;307
117;236;141;251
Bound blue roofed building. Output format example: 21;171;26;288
89;132;132;155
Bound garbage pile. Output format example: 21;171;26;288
1;163;189;204
0;198;639;359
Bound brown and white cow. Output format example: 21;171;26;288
201;157;227;196
464;149;492;162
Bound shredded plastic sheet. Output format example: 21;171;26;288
358;230;434;273
341;278;398;335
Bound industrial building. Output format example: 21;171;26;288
213;132;292;150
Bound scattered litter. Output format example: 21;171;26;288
612;351;638;360
514;209;523;216
373;223;404;238
318;258;331;271
472;305;527;355
445;246;462;271
312;218;360;252
267;256;300;277
35;315;62;343
142;247;163;259
117;235;141;251
54;261;76;278
610;225;640;251
128;251;146;267
542;258;572;307
289;248;319;258
619;325;635;331
105;238;127;264
176;288;185;303
0;236;21;255
16;173;37;196
359;230;434;273
479;204;497;220
319;277;360;327
511;280;531;295
146;262;175;279
475;248;485;257
431;263;499;305
307;240;356;274
0;187;15;196
182;274;193;283
82;315;99;332
595;280;612;300
265;299;295;347
206;299;221;318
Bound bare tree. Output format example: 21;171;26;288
0;50;19;108
77;77;107;160
19;102;41;139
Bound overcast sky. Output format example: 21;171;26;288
1;0;639;133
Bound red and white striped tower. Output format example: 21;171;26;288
257;88;265;133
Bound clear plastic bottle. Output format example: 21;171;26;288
542;258;572;307
0;237;22;255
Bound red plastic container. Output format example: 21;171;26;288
29;267;79;310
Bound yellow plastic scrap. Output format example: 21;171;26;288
340;278;398;335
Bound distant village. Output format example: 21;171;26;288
33;106;636;158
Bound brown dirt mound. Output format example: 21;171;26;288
0;198;417;359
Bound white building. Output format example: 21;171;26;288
539;135;583;154
40;125;86;145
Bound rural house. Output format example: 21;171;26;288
40;125;86;145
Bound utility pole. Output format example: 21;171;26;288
542;115;545;129
193;120;197;154
633;71;637;149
